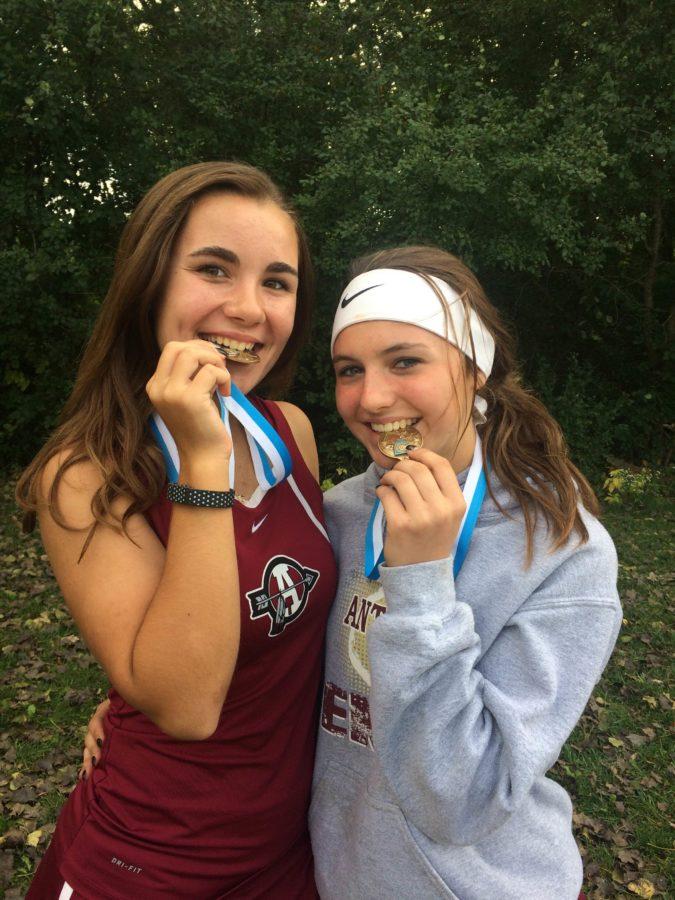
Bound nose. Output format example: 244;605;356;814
359;369;396;413
224;279;266;324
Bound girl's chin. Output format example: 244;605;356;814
229;363;268;393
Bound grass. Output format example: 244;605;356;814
550;487;674;899
0;472;672;898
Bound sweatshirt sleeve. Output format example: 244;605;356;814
367;536;621;846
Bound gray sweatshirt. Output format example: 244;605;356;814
310;463;621;900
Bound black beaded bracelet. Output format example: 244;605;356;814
166;482;235;509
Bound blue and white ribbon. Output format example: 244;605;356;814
149;383;292;492
364;435;487;580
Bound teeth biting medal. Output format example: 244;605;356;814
215;344;260;365
201;334;260;365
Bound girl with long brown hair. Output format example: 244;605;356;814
17;162;337;899
309;245;621;899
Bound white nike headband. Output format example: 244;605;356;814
332;268;495;422
332;266;494;369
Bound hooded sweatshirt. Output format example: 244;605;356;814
310;462;621;900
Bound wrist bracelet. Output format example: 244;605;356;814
166;482;235;509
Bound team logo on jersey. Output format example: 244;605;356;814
247;555;319;636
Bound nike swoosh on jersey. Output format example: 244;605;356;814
251;514;269;533
340;283;383;308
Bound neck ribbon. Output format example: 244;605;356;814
149;384;293;492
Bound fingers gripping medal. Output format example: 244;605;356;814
378;425;423;460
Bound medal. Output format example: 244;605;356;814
214;344;260;365
378;426;424;460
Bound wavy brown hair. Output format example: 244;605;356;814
349;245;599;559
16;161;315;546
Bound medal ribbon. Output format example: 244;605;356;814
364;435;486;580
149;383;293;491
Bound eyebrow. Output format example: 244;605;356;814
381;342;428;353
188;246;298;278
332;342;429;364
189;246;238;263
266;261;299;278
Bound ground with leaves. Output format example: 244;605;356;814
0;475;672;898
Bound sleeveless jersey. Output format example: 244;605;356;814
30;398;337;899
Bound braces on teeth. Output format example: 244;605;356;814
201;334;260;365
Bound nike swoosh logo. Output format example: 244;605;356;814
251;514;269;533
340;283;382;308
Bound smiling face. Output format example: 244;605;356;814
333;321;479;470
155;192;299;394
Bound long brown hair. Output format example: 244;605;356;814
348;245;599;559
16;161;315;542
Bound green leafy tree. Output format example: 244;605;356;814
1;0;672;480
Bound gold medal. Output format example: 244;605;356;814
378;426;424;460
214;344;260;365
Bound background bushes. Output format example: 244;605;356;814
1;0;672;483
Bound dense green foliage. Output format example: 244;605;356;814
1;0;672;482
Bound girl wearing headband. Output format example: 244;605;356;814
17;162;336;899
310;246;620;899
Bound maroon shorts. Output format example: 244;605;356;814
26;839;86;899
27;832;318;899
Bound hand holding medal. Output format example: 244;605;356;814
150;340;293;496
375;449;467;568
146;338;233;470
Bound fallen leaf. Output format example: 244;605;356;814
0;830;24;848
11;786;37;803
627;878;655;898
0;849;14;887
607;829;629;847
26;828;42;847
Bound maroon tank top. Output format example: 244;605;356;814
47;398;337;899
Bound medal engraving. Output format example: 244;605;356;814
378;426;423;459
